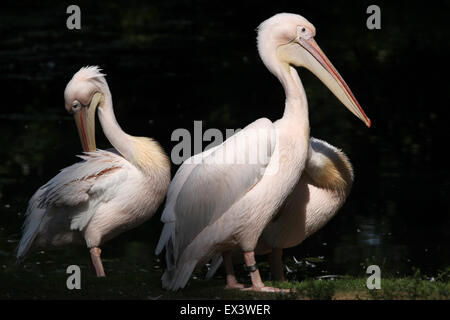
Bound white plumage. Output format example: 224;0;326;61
205;137;354;280
258;138;354;254
158;117;294;291
18;150;125;256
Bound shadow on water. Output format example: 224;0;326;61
0;0;448;296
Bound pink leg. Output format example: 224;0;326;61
241;251;289;293
90;247;106;277
223;251;244;289
269;248;285;281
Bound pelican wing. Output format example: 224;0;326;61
17;149;129;260
38;149;126;209
161;118;277;265
155;144;219;255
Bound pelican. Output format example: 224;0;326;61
16;66;171;277
156;13;370;292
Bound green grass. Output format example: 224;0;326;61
266;277;449;300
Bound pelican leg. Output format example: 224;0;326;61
223;250;244;289
242;251;289;293
89;247;106;277
268;248;285;281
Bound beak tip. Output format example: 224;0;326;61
366;118;371;128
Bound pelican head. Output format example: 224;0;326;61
258;13;371;127
64;66;107;152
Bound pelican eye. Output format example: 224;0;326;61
301;27;306;32
72;101;81;112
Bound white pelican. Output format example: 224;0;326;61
156;13;370;292
16;66;171;277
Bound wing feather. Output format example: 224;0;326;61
38;149;125;209
17;149;128;260
170;118;276;262
155;145;219;255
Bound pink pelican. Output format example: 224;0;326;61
17;66;171;277
156;13;370;291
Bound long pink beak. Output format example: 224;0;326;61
299;37;371;127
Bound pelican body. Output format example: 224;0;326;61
205;137;354;281
156;13;370;292
17;67;171;276
256;137;354;280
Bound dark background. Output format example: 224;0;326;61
0;0;448;288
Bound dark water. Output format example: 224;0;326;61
0;0;448;286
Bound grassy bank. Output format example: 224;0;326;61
1;245;448;300
1;262;448;300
